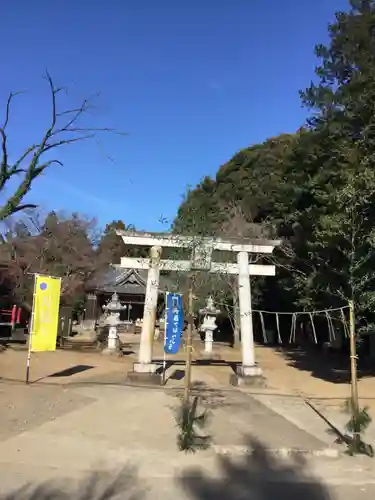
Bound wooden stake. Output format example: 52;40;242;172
349;300;360;446
26;274;37;384
183;277;194;406
161;292;168;386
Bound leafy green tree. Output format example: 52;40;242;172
296;0;375;331
96;220;149;266
96;220;129;265
173;177;222;236
174;0;375;351
173;135;301;317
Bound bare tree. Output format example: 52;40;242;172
0;72;120;221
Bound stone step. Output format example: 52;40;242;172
59;337;100;351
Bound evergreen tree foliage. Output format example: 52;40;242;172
175;396;211;453
173;0;375;341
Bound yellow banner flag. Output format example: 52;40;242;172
31;275;61;352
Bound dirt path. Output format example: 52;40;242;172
2;342;375;440
192;344;375;410
2;342;375;405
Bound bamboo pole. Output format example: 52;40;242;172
26;275;37;384
349;300;360;448
183;276;194;406
162;292;168;386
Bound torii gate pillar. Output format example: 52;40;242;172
237;251;260;377
133;245;162;374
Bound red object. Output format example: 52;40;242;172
11;305;17;328
16;307;21;324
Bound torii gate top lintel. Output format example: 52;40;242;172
116;230;281;254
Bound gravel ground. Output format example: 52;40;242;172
0;382;94;442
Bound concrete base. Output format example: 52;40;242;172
238;364;263;377
81;319;96;330
101;347;120;356
230;364;266;387
75;330;97;341
133;362;158;374
75;320;97;340
126;371;163;386
126;361;162;385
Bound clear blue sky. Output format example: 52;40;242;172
1;0;348;231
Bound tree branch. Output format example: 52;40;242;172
7;204;38;215
0;72;122;221
0;92;25;190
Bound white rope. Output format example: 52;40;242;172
259;311;267;343
212;300;350;316
289;313;297;343
158;288;351;344
340;307;349;339
275;312;282;344
158;283;350;317
325;310;336;341
254;306;349;315
309;312;318;344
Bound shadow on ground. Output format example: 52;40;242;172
276;345;375;384
155;359;238;377
173;380;228;409
0;438;332;500
30;365;95;383
0;467;142;500
48;365;95;378
179;435;332;500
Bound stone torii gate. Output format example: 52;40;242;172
116;230;280;385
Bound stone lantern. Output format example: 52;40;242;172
102;292;127;354
199;296;221;357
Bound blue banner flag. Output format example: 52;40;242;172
164;292;184;354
